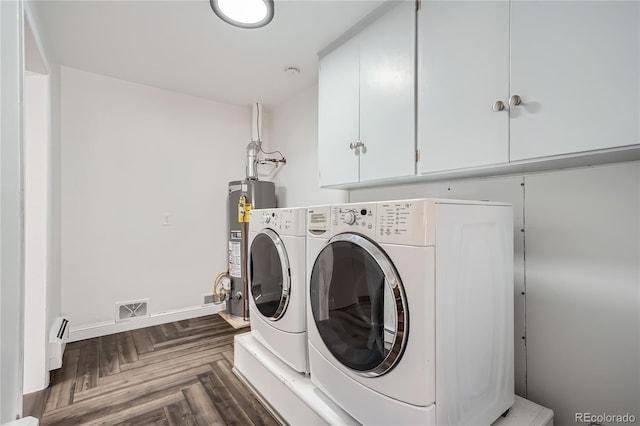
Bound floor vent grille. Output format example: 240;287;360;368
116;300;149;321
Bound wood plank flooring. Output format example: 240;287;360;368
23;314;280;426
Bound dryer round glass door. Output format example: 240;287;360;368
249;229;291;320
310;233;408;377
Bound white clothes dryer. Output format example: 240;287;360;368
306;199;514;425
248;207;308;373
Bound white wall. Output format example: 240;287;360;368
61;67;250;337
23;73;50;394
350;162;640;426
524;163;639;426
1;0;25;421
267;85;347;208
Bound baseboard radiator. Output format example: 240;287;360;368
48;316;69;370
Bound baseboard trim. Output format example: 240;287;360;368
68;304;225;342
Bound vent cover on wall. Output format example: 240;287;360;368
116;300;149;322
49;316;70;370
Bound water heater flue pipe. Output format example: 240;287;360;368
246;140;260;180
251;102;262;142
246;102;263;180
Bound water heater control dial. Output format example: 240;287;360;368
342;211;357;225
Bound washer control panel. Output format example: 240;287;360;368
378;201;415;237
376;200;429;246
329;200;431;246
331;203;377;238
307;206;331;237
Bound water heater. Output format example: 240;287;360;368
227;180;276;317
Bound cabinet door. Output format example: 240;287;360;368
510;1;640;161
318;39;360;186
417;1;510;174
359;1;416;182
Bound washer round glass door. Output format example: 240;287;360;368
249;229;290;320
310;233;408;377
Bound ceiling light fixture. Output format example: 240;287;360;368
210;0;274;29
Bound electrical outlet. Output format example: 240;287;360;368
163;213;172;226
203;294;216;304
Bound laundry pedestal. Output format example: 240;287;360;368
492;395;554;426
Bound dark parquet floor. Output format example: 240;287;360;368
23;314;280;426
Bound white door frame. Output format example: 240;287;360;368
0;0;26;422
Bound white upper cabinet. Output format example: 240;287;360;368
418;0;639;175
509;1;640;161
359;2;416;183
418;1;510;174
318;1;416;187
318;39;360;186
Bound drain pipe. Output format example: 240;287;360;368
238;194;250;320
241;218;249;320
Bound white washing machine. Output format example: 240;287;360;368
306;199;515;425
248;207;308;374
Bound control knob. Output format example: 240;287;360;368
263;213;271;224
342;211;357;225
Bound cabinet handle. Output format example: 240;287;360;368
349;141;364;150
509;95;522;107
492;101;505;112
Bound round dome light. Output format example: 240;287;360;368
210;0;275;29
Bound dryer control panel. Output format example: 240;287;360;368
249;208;306;237
331;203;377;239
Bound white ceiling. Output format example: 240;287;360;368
31;0;386;109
